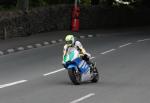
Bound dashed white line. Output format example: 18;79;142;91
137;38;150;42
0;80;27;89
43;68;65;76
43;57;95;76
119;43;132;48
100;49;116;55
70;93;95;103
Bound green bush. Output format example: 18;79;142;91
29;0;45;7
29;0;92;7
29;0;74;7
80;0;91;6
0;5;16;11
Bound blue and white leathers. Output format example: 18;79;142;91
65;57;91;82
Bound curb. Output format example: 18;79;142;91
35;44;42;48
27;45;34;49
43;41;50;45
17;47;25;51
0;34;96;56
0;51;4;55
79;35;85;39
7;49;15;54
51;40;57;44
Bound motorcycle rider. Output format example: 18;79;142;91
62;34;93;68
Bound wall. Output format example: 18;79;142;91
0;5;150;39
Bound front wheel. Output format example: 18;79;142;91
68;69;81;85
91;67;99;83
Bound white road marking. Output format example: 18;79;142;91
100;49;116;55
119;43;132;48
43;57;95;76
0;80;27;89
70;93;95;103
43;68;65;76
137;38;150;42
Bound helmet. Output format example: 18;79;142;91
65;34;75;46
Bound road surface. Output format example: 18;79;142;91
0;30;150;103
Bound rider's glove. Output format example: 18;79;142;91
84;52;91;58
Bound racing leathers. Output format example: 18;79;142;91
63;40;91;66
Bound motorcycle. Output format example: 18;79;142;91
63;48;99;85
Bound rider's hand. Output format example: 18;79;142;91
85;53;91;58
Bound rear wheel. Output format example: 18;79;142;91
91;67;99;83
68;69;81;85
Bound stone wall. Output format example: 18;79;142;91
0;5;150;39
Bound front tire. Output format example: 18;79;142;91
91;67;99;83
68;69;81;85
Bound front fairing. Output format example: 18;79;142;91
63;47;90;75
64;58;81;70
63;47;80;63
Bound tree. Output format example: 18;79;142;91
91;0;99;5
141;0;150;7
80;0;91;6
17;0;29;13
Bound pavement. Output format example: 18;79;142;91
0;27;150;103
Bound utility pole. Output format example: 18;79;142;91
71;0;80;32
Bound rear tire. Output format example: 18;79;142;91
68;69;81;85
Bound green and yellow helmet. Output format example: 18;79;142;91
65;34;75;46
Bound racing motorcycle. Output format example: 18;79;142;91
63;48;99;85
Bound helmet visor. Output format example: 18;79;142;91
66;40;72;45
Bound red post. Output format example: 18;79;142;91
71;5;80;32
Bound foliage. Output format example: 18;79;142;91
0;0;149;10
29;0;74;7
0;0;17;10
80;0;91;6
0;4;16;11
29;0;92;6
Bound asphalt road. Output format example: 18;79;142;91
0;30;150;103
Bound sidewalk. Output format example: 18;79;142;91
0;26;149;55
